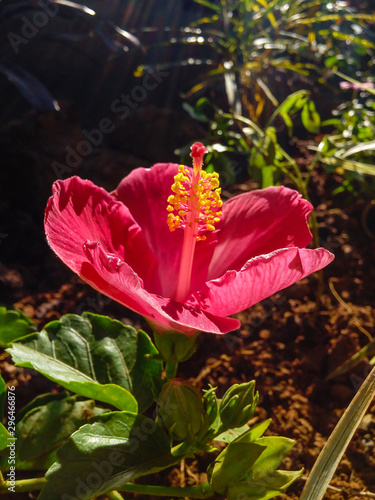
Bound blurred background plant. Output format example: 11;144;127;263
138;0;375;123
318;78;375;198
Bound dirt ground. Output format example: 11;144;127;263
0;108;374;500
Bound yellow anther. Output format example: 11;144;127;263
167;164;222;236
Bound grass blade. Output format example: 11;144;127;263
300;365;375;500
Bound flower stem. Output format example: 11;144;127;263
119;481;215;498
165;359;178;380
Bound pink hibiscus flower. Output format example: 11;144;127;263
44;143;334;336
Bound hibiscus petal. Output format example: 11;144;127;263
79;241;240;336
113;163;218;297
189;247;334;317
44;176;160;292
209;186;314;279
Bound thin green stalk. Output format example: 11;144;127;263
277;146;306;189
106;491;125;500
0;477;47;493
165;360;178;380
119;481;215;499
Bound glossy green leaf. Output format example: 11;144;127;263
209;442;266;494
250;436;296;475
215;424;251;444
0;307;37;346
10;395;106;470
6;343;137;413
9;313;161;411
224;432;303;499
38;411;179;500
215;417;272;445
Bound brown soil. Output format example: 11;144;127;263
0;108;374;500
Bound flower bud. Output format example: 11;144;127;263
219;381;259;429
202;385;218;427
157;380;209;441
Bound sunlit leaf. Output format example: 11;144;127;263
7;343;138;412
7;313;161;411
341;140;375;158
1;395;106;470
0;307;37;347
38;411;179;500
321;157;375;176
301;100;321;134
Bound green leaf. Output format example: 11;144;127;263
0;307;37;346
215;418;272;444
38;411;179;500
224;434;303;499
215;424;251;444
15;392;69;423
9;395;106;470
0;377;15;452
6;343;137;413
0;423;12;452
301;100;321;134
251;436;295;476
321;157;375;176
261;166;275;188
9;313;161;411
193;0;220;12
227;469;304;500
341;140;375;158
270;90;309;134
209;442;266;494
0;373;6;421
